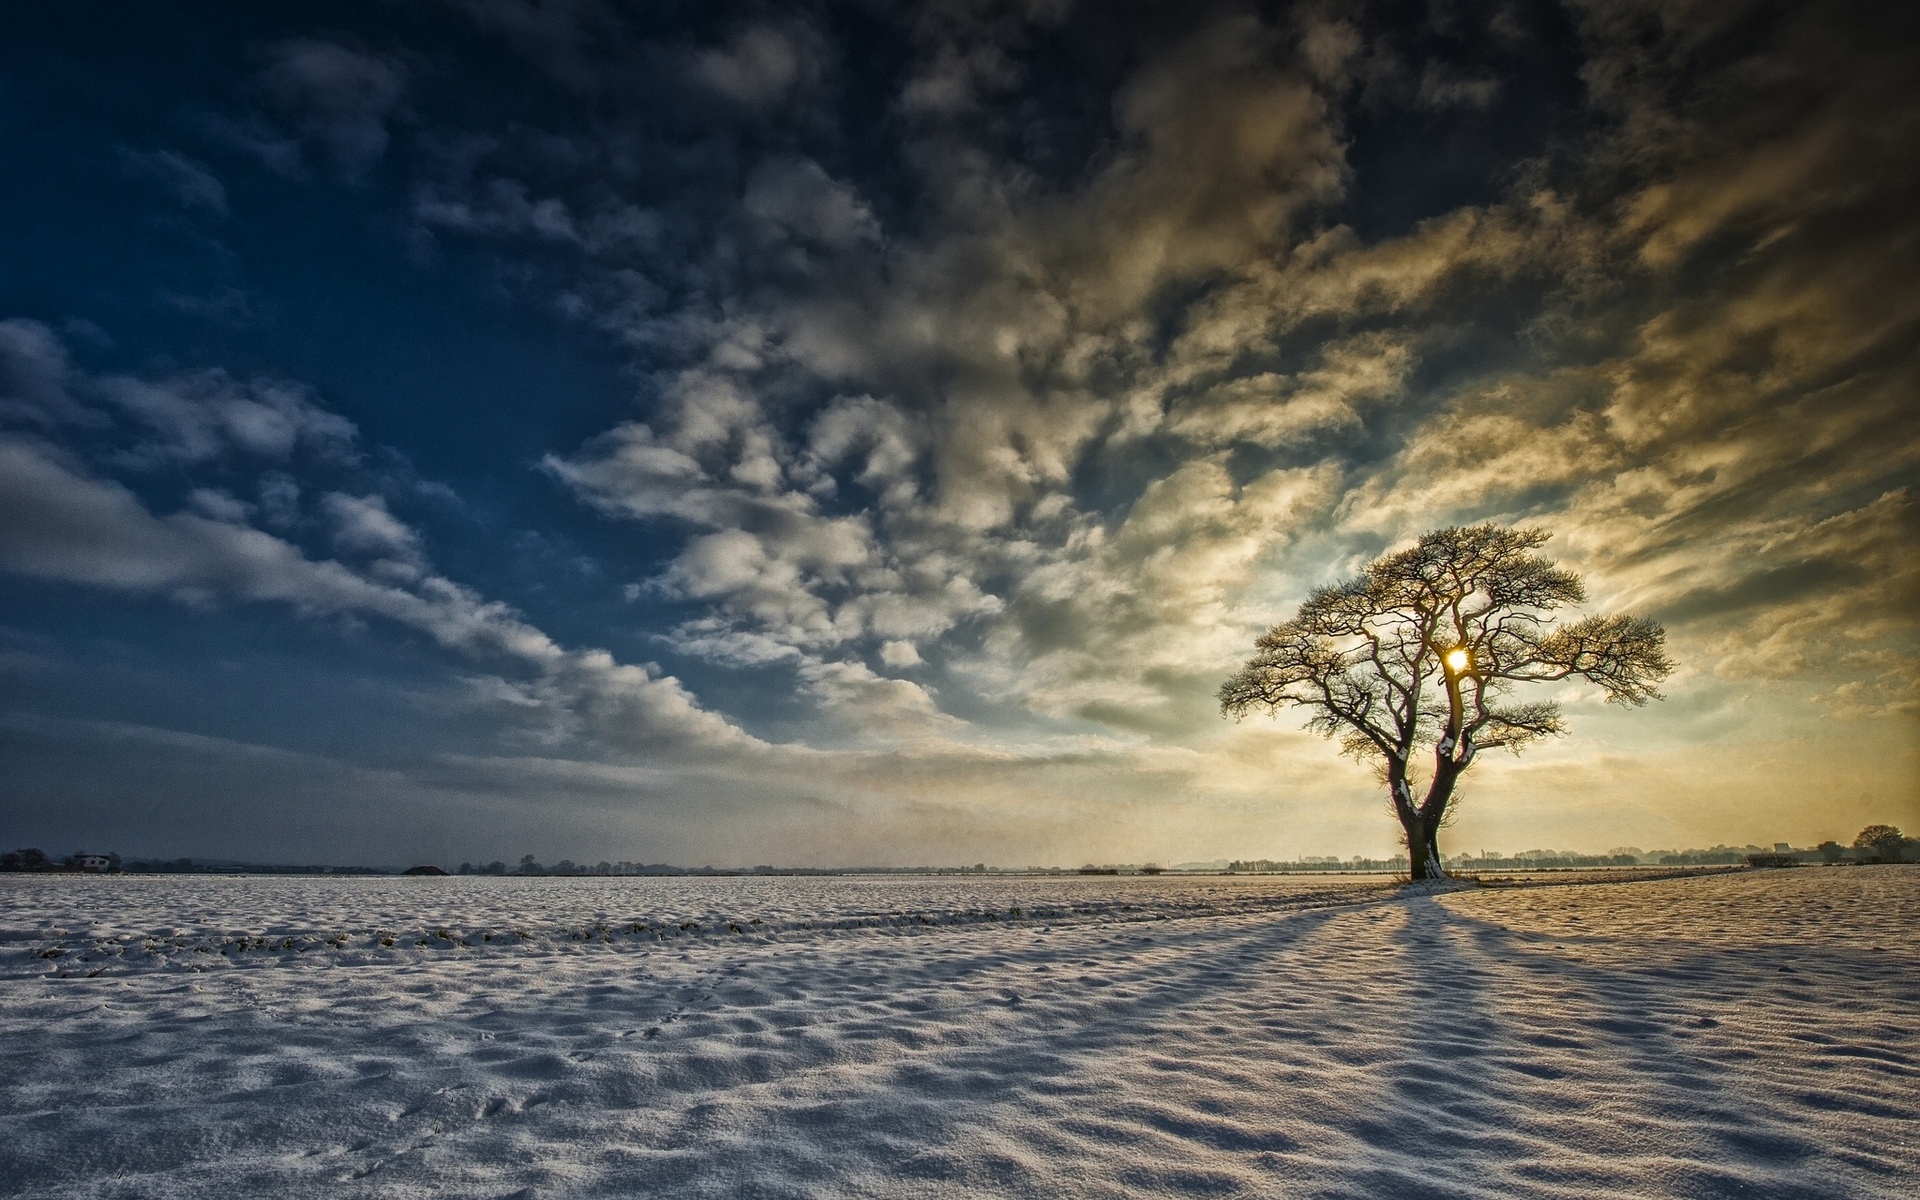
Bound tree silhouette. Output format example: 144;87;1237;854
1853;824;1906;862
1220;525;1673;880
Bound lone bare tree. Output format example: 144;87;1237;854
1220;525;1673;880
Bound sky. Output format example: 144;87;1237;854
1;0;1915;868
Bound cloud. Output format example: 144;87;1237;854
199;39;408;180
414;176;583;244
429;3;1914;769
322;492;425;569
443;0;641;96
511;12;1382;744
803;394;922;504
977;460;1346;727
2;320;357;461
255;39;409;178
692;23;821;107
1164;333;1414;449
1414;63;1500;110
0;319;94;427
743;158;880;249
100;372;359;464
0;331;764;764
118;148;230;214
898;39;1017;116
794;656;961;740
0;431;759;757
0;433;383;602
185;488;252;523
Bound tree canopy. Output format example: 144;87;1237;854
1853;825;1908;861
1221;525;1673;880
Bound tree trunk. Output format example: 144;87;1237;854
1408;755;1464;881
1401;811;1445;881
1385;761;1439;880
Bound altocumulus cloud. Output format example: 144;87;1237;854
0;0;1914;864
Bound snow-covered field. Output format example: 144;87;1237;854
2;868;1914;1198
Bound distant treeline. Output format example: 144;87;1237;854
6;826;1909;876
0;849;388;875
1228;855;1414;873
460;857;697;876
1234;834;1915;872
119;860;390;875
458;858;1000;876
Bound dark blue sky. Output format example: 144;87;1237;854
2;1;1914;866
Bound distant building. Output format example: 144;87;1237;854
71;855;112;872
